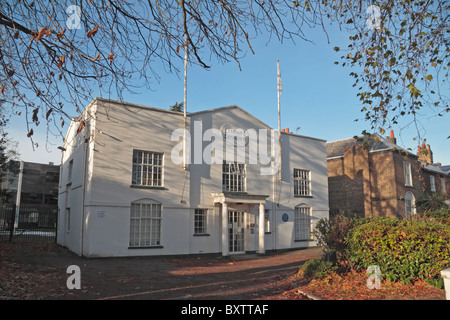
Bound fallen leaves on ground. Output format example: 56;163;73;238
282;269;445;300
0;243;68;299
1;242;446;300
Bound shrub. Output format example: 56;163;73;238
300;257;336;279
346;217;450;288
416;192;449;214
419;206;450;225
312;213;365;267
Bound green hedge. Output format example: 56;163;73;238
300;257;337;279
346;217;450;287
420;208;450;225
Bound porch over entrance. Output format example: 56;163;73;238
211;192;269;256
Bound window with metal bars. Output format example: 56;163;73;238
131;150;163;187
294;169;311;196
222;162;245;192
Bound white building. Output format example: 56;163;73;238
57;98;329;257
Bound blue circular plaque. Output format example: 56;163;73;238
282;213;289;222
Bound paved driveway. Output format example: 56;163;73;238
1;243;322;300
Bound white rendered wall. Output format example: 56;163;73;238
58;99;329;257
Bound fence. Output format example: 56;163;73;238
0;203;58;243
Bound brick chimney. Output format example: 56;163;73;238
386;130;397;144
418;142;433;164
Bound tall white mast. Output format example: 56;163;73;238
183;33;188;170
277;60;282;180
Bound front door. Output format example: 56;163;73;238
228;210;245;253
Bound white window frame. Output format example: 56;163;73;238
403;161;413;187
132;150;164;187
194;209;208;235
222;162;246;192
129;200;162;247
294;206;312;241
430;175;436;192
294;169;311;196
405;191;416;218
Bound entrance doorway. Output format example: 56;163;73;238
228;210;244;253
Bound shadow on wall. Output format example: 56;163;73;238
328;168;405;220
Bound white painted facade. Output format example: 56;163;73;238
57;98;329;257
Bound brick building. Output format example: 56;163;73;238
327;131;449;218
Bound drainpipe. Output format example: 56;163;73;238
80;125;89;257
57;148;64;244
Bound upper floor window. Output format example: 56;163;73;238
68;160;73;184
46;171;59;182
222;162;245;192
294;169;311;196
403;161;413;187
132;150;163;187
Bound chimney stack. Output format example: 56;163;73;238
386;130;397;144
418;142;433;164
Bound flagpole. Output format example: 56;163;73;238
277;60;281;138
183;33;188;170
277;60;282;180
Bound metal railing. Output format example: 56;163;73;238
0;204;57;243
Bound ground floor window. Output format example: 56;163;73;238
294;206;311;241
129;200;162;247
405;191;416;218
194;209;208;235
430;175;436;192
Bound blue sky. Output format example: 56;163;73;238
6;24;450;165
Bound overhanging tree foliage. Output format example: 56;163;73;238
330;0;449;139
0;105;19;203
0;0;448;144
